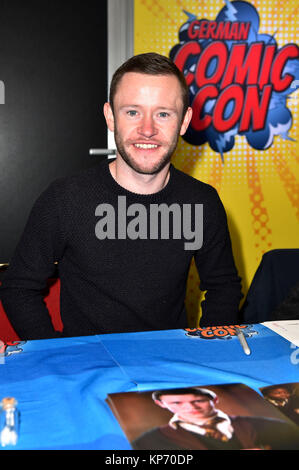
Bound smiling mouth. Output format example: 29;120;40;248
134;143;159;149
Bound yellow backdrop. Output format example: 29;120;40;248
134;0;299;325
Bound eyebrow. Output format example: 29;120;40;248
120;105;179;113
167;397;208;404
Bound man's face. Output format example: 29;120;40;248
155;393;217;422
268;388;290;400
104;72;192;175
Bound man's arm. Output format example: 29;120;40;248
194;189;243;327
0;183;66;339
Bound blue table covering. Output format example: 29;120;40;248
0;324;298;449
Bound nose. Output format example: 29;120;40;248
137;113;157;138
182;402;199;412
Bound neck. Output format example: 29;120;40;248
109;156;170;195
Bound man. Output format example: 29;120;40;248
132;387;299;450
0;52;242;340
261;385;299;425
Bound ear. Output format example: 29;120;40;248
213;397;219;406
179;106;193;136
153;399;167;409
103;102;115;132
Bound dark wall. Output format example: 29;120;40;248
0;1;107;261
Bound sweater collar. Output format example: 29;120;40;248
101;158;176;202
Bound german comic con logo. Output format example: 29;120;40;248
184;325;257;339
170;0;299;159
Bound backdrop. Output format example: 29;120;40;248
134;0;299;325
0;1;107;263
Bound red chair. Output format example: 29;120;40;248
0;278;63;342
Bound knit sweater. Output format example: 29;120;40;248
0;160;242;339
132;416;299;450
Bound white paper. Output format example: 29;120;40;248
262;320;299;347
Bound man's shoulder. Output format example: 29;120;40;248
53;161;106;190
172;165;219;199
231;414;296;430
32;161;108;212
41;161;107;203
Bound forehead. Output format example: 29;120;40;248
113;72;183;107
160;394;209;403
270;388;289;394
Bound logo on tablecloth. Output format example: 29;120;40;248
0;341;26;358
184;325;257;339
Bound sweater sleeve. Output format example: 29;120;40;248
194;188;243;327
0;182;66;339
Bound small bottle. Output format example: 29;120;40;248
0;397;19;447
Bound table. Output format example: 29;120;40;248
0;323;298;450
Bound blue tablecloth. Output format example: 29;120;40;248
0;324;298;449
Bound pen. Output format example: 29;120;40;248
235;327;251;355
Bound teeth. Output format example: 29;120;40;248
134;143;158;149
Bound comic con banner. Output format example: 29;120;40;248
134;0;299;324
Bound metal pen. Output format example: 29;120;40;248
235;327;251;355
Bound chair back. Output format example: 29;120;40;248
240;249;299;323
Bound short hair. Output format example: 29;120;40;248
109;52;190;116
152;387;217;402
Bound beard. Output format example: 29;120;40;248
114;125;180;175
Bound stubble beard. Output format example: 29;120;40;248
114;125;180;175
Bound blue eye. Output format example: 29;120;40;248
158;112;169;118
127;110;138;116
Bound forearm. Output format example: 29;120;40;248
1;285;61;340
196;259;243;326
194;192;243;326
199;281;243;326
0;181;66;340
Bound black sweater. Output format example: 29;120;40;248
0;160;242;339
